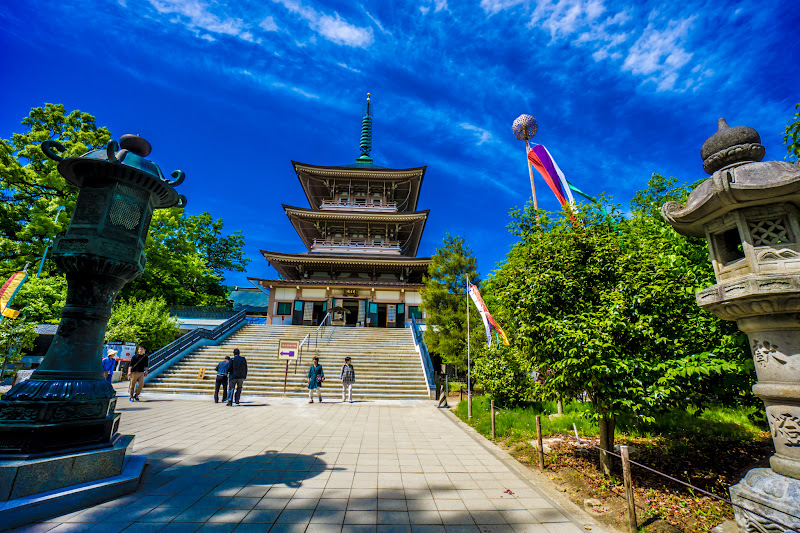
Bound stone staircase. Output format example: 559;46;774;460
144;325;431;400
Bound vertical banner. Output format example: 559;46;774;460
0;271;28;319
468;284;510;348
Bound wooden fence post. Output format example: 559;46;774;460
490;400;495;440
536;415;545;470
621;445;637;532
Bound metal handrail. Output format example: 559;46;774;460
148;309;247;373
313;311;332;349
411;316;435;389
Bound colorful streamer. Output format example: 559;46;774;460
527;144;576;208
468;284;509;348
0;271;28;319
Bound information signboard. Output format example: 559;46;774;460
278;339;299;360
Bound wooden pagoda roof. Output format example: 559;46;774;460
291;161;426;212
282;205;429;256
261;250;431;280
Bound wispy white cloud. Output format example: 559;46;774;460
480;0;526;15
622;17;695;91
259;16;279;31
460;123;495;145
147;0;255;41
273;0;373;47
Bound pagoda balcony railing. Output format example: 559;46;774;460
320;199;398;211
311;238;402;255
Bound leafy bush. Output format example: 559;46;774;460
105;297;179;351
472;347;531;405
13;274;67;323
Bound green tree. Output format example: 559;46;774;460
0;318;38;379
105;297;180;350
12;275;67;324
0;104;110;276
120;209;249;306
420;234;484;371
784;102;800;163
487;183;748;475
1;104;248;307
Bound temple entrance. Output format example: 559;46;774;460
342;299;360;326
292;301;327;325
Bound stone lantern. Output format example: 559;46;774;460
0;135;185;506
662;119;800;531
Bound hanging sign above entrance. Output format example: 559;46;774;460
343;288;358;297
278;339;300;360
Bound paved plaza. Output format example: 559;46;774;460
11;393;605;533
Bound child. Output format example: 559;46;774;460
340;356;355;403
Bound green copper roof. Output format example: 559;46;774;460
356;93;373;164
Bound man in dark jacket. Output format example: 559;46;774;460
128;345;148;402
226;349;247;406
214;356;231;403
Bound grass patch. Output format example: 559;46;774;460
453;396;772;533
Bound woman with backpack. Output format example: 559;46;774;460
307;356;324;403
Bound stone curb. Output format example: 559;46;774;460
437;407;622;533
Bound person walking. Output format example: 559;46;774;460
129;345;148;402
226;349;247;406
103;349;118;383
307;356;324;403
340;356;355;403
214;355;231;403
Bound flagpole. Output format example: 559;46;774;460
467;274;471;420
525;139;539;212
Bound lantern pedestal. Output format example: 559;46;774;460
729;469;800;531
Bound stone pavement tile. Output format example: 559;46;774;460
340;526;377;533
120;524;167;533
230;525;271;533
513;499;549;509
207;509;250;523
237;486;272;498
285;499;320;510
34;525;92;533
486;500;524;512
191;496;230;509
405;500;437;511
509;526;548;533
407;511;443;525
438;512;475;526
195;524;237;533
310;510;346;524
348;489;377;499
468;512;507;525
294;489;325;499
137;494;178;507
159;494;202;507
315;499;348;511
476;525;515;533
434;500;466;512
275;509;314;524
541;525;582;533
266;488;298;499
210;487;245;497
344;510;377;524
498;511;537;525
10;524;61;533
227;497;262;509
431;491;459;500
377;489;405;500
442;526;479;533
528;510;568;524
376;511;410;525
410;526;445;533
138;506;186;522
241;509;281;523
269;523;310;533
377;499;406;511
84;522;133;533
376;526;411;533
158;523;203;533
321;488;350;499
255;498;290;510
347;498;378;510
460;500;495;512
305;525;343;533
404;489;431;501
173;507;218;522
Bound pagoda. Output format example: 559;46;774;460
249;95;431;327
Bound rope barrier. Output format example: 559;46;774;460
489;404;800;531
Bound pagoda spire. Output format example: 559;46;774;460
356;93;373;164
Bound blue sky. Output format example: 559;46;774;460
1;0;798;286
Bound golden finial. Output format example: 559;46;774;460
367;92;371;102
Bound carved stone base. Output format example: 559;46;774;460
729;468;800;532
0;412;120;457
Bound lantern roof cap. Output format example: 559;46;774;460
701;118;765;174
